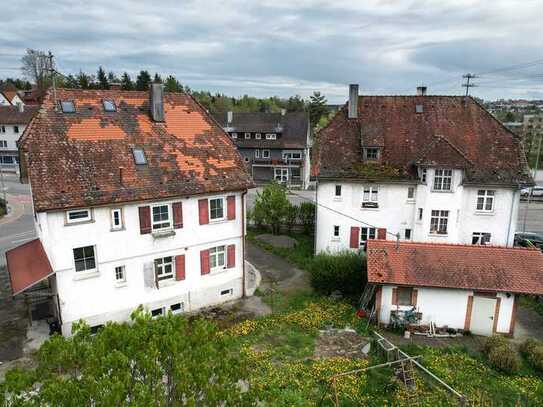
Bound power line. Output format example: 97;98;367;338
287;190;400;240
462;73;478;97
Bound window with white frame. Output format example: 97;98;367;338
397;287;414;306
209;198;225;221
244;132;251;139
151;308;164;318
220;288;233;296
154;256;174;281
262;149;270;158
472;232;491;245
335;185;342;197
13;126;19;134
0;140;7;148
476;190;495;212
418;208;423;221
333;225;340;238
231;132;238;139
255;133;261;139
152;204;171;230
360;227;376;247
209;246;226;270
407;186;416;201
170;302;184;314
363;147;379;161
0;126;5;133
265;133;277;140
362;186;379;207
66;209;92;224
255;149;261;158
282;151;302;160
73;246;96;272
115;265;126;283
433;169;453;191
111;208;123;230
405;229;412;240
430;210;449;234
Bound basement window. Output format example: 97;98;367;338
170;302;184;315
132;148;147;165
103;100;116;112
60;100;76;113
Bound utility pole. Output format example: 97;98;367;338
522;133;543;232
462;73;478;97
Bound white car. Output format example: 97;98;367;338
521;186;543;197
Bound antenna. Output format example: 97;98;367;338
48;51;58;110
462;73;478;97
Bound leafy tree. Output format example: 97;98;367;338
136;70;152;90
76;70;92;89
164;75;183;92
308;91;328;129
284;203;299;232
253;182;291;234
286;95;306;112
0;308;248;405
96;66;109;89
153;73;163;83
120;72;134;90
20;48;52;92
298;201;316;235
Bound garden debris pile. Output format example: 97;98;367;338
314;328;370;359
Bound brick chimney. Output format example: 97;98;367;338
150;83;164;122
417;86;427;96
227;111;233;124
348;84;359;119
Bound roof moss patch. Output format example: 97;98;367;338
352;162;405;180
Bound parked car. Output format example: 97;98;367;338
521;186;543;198
514;232;543;249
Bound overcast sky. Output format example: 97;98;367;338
2;0;543;102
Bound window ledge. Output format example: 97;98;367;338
115;281;128;288
361;207;380;211
431;189;454;193
333;197;343;202
158;279;176;288
110;227;126;232
65;219;95;227
152;229;176;238
406;200;416;204
209;218;229;225
73;270;100;281
428;233;448;237
331;237;340;242
209;267;229;276
474;211;495;216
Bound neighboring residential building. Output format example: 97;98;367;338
367;239;543;336
0;105;39;169
0;83;25;107
313;85;533;253
214;110;311;189
6;85;254;335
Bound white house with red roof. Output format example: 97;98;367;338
366;240;543;336
313;85;533;253
6;85;255;335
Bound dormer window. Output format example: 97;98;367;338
255;133;261;139
231;132;238;139
266;133;277;140
245;133;251;139
60;100;76;113
103;100;116;112
132;148;147;165
363;147;380;161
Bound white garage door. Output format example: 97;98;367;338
470;296;496;336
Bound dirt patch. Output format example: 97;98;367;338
255;234;297;249
314;329;370;359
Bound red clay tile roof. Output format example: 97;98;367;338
367;240;543;295
0;106;39;124
6;239;54;295
314;96;532;186
20;89;254;212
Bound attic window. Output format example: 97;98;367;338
60;100;76;113
363;147;380;161
133;148;147;165
103;100;116;112
415;104;424;113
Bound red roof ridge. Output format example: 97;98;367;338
367;239;539;253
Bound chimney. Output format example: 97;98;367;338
17;103;24;113
348;84;359;119
281;108;286;116
150;83;164;122
416;86;427;96
227;111;233;124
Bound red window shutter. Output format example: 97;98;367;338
200;249;210;275
138;206;151;234
411;289;418;306
377;228;387;240
198;199;209;225
227;244;236;268
392;288;398;306
349;227;360;248
175;255;186;281
227;196;236;220
172;202;183;229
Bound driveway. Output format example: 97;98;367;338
514;305;543;342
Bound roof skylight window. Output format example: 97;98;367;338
60;100;76;113
103;100;116;112
133;148;147;165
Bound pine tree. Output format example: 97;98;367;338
153;73;163;84
164;75;182;92
97;66;109;89
77;70;91;89
136;70;152;90
308;91;328;128
120;72;134;91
